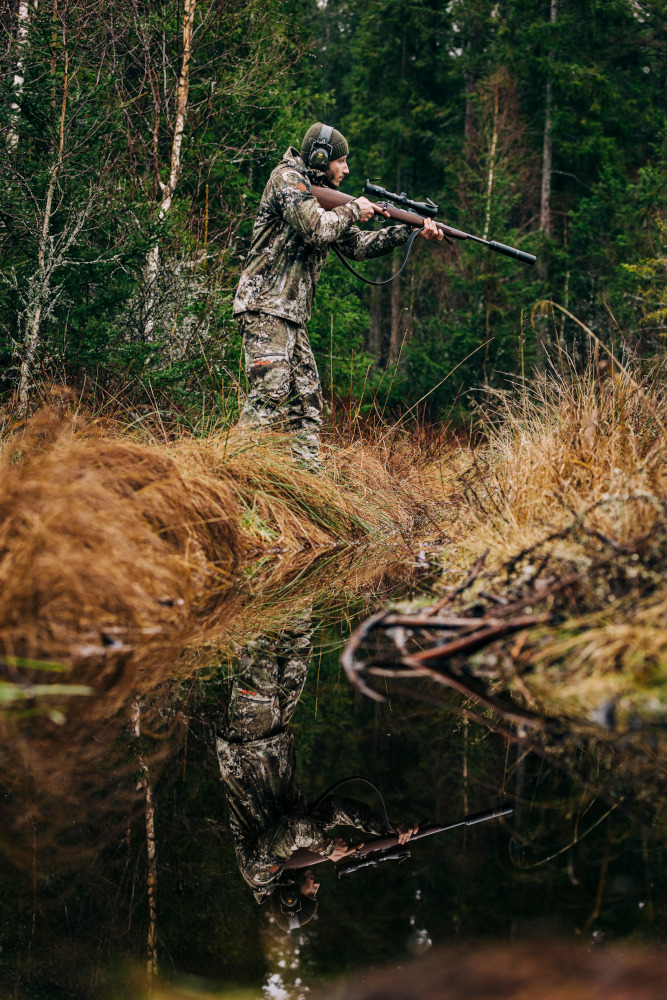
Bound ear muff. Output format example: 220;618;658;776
280;889;303;931
307;124;334;170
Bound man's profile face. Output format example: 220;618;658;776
327;155;349;188
299;869;320;899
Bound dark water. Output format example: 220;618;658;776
1;554;665;1000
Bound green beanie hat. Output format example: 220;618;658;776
300;122;348;165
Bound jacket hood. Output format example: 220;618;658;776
280;147;307;172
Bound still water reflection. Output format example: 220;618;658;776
0;552;665;999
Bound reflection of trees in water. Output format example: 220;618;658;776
0;547;418;866
2;676;666;996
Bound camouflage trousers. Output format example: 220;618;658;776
237;311;323;466
224;610;314;743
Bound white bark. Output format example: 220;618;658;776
144;773;158;984
482;84;499;242
18;38;69;413
132;697;158;985
142;0;196;343
539;0;558;234
7;1;31;151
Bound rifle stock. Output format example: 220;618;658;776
311;184;468;242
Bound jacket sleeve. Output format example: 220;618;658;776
248;815;337;865
311;795;388;837
335;223;414;262
272;168;362;247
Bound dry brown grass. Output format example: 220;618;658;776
435;366;667;724
0;398;446;871
0;406;447;677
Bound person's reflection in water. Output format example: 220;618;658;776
217;609;396;931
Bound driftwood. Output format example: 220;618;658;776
339;534;564;733
341;605;547;726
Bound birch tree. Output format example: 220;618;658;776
539;0;558;235
7;0;32;152
140;0;196;344
0;3;134;412
116;0;300;354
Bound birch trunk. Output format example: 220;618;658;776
142;0;196;343
7;0;31;151
482;84;499;242
144;774;158;984
539;0;558;235
132;698;158;985
18;36;69;414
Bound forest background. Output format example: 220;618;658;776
1;0;666;422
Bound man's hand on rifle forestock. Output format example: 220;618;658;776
418;218;443;241
395;822;419;844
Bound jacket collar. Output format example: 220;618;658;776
281;146;331;188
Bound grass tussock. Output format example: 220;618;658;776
0;405;448;695
0;393;441;872
441;366;667;725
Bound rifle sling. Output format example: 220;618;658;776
312;774;396;834
331;226;422;286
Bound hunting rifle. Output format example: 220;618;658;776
312;180;536;283
283;805;513;879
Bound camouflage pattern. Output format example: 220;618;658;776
237;312;322;466
233;146;413;326
217;614;387;903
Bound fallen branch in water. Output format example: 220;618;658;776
341;600;550;727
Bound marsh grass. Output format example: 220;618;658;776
0;403;447;674
438;363;667;725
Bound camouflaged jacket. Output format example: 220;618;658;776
233;147;412;325
217;729;387;904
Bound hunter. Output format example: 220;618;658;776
233;121;443;467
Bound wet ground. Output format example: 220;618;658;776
1;550;665;999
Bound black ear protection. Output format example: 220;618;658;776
279;889;303;932
307;123;334;170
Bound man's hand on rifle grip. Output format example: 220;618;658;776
355;196;390;222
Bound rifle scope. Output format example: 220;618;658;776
363;180;439;218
